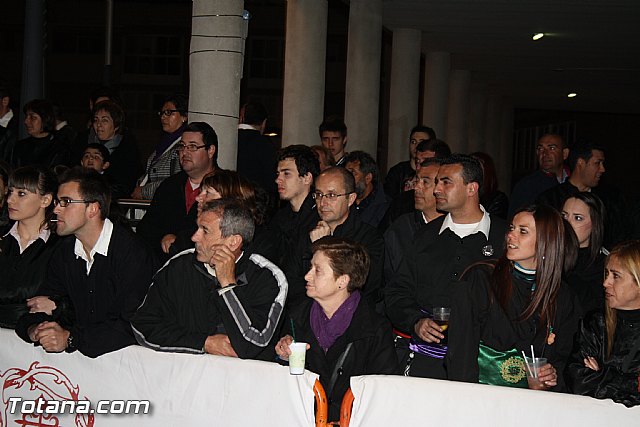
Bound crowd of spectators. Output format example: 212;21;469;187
1;86;639;423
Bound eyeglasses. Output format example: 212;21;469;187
54;197;96;207
157;109;179;117
175;143;207;152
311;191;353;201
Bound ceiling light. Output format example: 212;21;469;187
532;33;544;41
567;93;577;98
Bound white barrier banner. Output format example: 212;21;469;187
348;374;640;427
0;328;318;426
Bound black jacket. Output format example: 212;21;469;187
102;132;144;199
237;128;277;194
566;309;640;407
15;223;157;358
446;263;579;391
383;160;413;198
137;171;199;256
293;209;385;308
354;186;390;229
132;248;288;360
0;231;61;328
10;134;71;169
383;210;429;287
385;214;507;335
270;193;320;305
509;169;560;219
565;248;606;319
282;297;398;421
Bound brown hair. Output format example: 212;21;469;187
311;236;370;293
201;170;260;225
493;204;576;328
93;100;125;135
604;240;640;357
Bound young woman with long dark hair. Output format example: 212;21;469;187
446;204;580;391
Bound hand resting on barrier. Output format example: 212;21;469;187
205;334;238;357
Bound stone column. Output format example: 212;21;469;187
189;0;247;170
467;84;487;153
282;0;328;147
445;69;471;153
421;51;450;139
498;102;515;192
386;28;421;172
344;0;382;156
20;0;46;140
483;95;502;159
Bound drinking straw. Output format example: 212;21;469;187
530;345;537;378
521;350;534;378
290;318;296;342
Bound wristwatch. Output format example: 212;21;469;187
66;333;75;350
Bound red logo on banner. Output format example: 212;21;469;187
0;361;95;427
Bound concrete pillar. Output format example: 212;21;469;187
467;84;487;153
386;28;421;171
189;0;247;170
498;102;515;192
421;51;450;139
344;0;382;156
445;69;471;153
20;0;46;140
483;95;502;161
282;0;328;148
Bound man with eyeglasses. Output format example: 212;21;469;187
299;167;384;308
15;167;157;357
137;121;218;259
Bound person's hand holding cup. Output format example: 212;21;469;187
275;335;310;375
432;307;450;345
525;357;557;390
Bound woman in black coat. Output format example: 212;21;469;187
446;204;580;391
0;166;60;328
91;100;143;199
562;192;607;317
566;240;640;407
275;237;397;422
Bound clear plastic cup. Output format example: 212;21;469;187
524;357;547;390
432;307;451;345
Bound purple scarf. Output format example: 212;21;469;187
154;122;187;162
310;291;361;353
